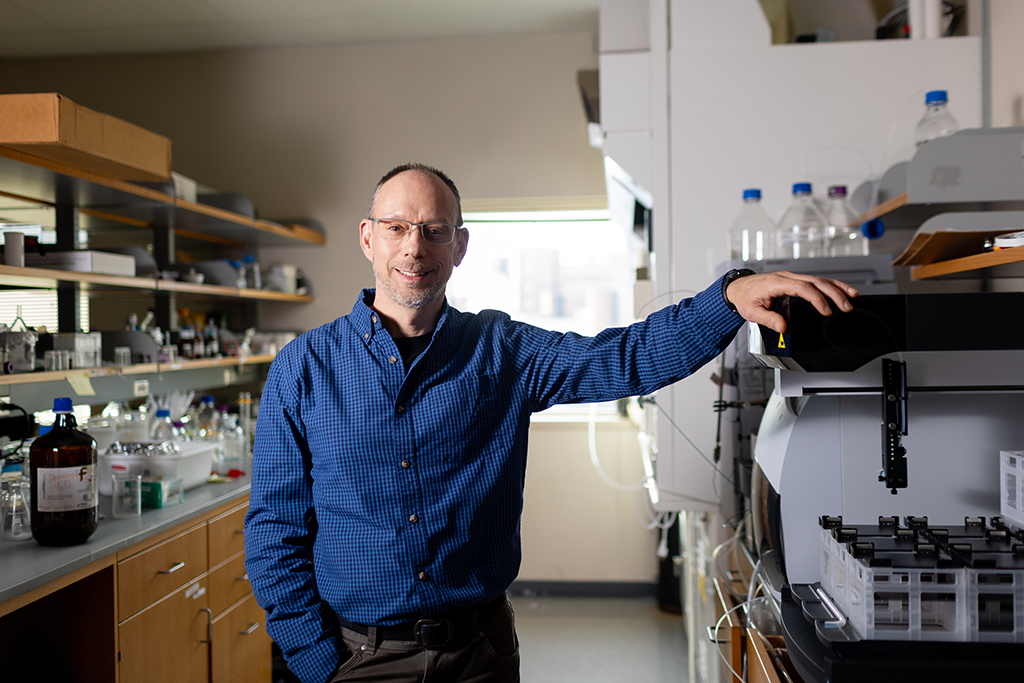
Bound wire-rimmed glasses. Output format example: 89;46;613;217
370;217;461;245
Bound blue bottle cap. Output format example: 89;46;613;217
201;395;215;404
792;182;812;195
53;397;72;413
925;90;948;104
861;218;885;240
742;189;761;200
156;409;171;418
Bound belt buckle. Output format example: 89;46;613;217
414;618;454;648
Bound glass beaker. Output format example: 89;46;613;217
1;479;32;541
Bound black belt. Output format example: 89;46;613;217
335;594;507;649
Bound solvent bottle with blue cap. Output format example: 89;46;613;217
915;90;959;148
29;397;99;546
728;188;775;262
775;183;828;260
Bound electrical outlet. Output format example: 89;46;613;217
133;379;149;397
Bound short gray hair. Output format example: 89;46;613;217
366;163;463;226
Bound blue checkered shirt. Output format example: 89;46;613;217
245;278;743;683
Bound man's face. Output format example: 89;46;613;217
359;170;468;314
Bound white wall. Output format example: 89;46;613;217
520;421;657;582
990;0;1024;127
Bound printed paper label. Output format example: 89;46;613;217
37;464;97;512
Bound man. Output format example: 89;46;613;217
245;163;857;683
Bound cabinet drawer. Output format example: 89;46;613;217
118;523;208;621
209;551;252;617
119;576;210;683
209;504;247;567
212;593;271;683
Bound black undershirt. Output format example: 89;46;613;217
393;333;432;369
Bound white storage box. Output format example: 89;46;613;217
25;250;136;276
98;441;215;496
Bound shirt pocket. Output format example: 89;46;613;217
416;374;503;463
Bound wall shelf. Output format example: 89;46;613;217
0;264;312;301
0;146;325;248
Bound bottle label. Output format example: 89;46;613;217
37;464;97;512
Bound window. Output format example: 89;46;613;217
448;210;641;420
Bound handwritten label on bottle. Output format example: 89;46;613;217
37;464;97;512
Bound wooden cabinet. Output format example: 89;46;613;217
113;499;269;683
118;522;209;621
212;593;273;683
119;575;211;683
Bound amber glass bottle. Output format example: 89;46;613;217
30;398;98;546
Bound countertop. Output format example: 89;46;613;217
0;476;251;606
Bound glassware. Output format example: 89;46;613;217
114;346;132;367
1;479;32;541
110;471;142;518
775;182;828;260
30;397;98;546
727;188;775;262
824;185;869;257
218;413;246;475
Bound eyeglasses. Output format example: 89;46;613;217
370;217;461;245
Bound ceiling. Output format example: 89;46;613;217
0;0;600;58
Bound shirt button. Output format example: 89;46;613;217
396;405;405;414
363;333;369;340
409;514;419;523
371;315;378;324
400;460;411;468
389;356;397;364
418;572;428;581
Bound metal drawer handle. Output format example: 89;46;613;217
240;622;260;636
200;608;212;644
159;561;186;575
234;573;249;582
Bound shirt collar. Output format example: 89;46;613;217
350;289;452;342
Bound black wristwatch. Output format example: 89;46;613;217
721;268;756;312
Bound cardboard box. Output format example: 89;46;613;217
0;93;171;181
141;477;184;509
25;250;136;276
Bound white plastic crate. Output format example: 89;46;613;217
845;557;969;642
967;562;1024;643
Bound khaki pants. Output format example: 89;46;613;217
330;599;520;683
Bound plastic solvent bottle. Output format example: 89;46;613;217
915;90;959;148
30;398;98;546
219;413;246;475
728;189;774;262
775;183;828;260
151;409;177;442
197;395;223;470
825;185;869;257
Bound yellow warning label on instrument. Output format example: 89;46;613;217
778;334;786;350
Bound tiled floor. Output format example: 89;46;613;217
512;596;688;683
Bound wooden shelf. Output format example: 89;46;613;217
911;244;1024;279
0;354;276;387
0;264;312;301
0;146;325;247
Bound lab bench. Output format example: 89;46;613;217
0;477;269;683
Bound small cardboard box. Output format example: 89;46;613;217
0;93;172;181
141;477;184;509
25;250;136;276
